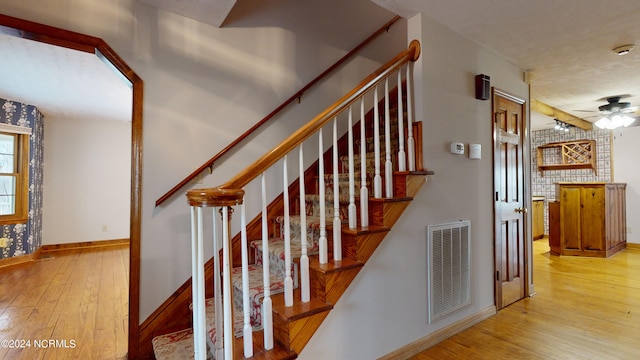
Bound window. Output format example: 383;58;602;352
0;131;29;224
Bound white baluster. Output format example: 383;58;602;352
318;128;328;264
299;146;310;303
190;206;206;360
212;208;224;359
261;173;273;350
283;156;294;306
397;69;406;172
384;77;393;198
240;202;253;357
333;117;342;261
359;97;369;227
332;117;342;261
407;62;416;171
373;86;382;198
348;107;357;229
221;206;233;360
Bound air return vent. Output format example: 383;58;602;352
427;220;471;323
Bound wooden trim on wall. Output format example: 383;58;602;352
38;239;130;253
0;239;129;268
626;243;640;250
0;251;38;268
0;14;144;360
378;306;497;360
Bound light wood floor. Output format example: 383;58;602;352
412;238;640;359
3;240;639;360
0;245;129;360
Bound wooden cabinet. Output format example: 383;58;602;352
549;182;626;257
532;197;545;240
548;201;561;255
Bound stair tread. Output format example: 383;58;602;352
152;326;297;360
232;330;297;360
231;264;290;330
251;237;319;260
271;289;333;322
152;328;210;360
308;256;364;274
369;196;413;203
342;224;391;235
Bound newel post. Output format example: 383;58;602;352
187;187;244;360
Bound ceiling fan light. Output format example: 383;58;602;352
611;114;625;128
595;117;612;129
622;115;636;127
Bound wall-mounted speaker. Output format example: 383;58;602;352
475;74;490;100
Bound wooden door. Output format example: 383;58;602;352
493;89;527;309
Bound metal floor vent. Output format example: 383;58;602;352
427;220;471;323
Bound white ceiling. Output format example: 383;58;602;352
373;0;640;130
0;33;132;123
2;0;640;130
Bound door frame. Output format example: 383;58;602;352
492;87;533;309
0;14;144;358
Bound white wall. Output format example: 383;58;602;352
0;0;408;322
42;115;131;245
613;126;640;244
301;13;528;359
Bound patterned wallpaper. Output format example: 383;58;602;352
0;98;44;260
531;127;612;235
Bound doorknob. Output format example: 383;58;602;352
515;207;528;214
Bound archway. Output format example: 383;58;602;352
0;14;143;358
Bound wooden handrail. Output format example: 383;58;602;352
156;15;402;207
188;40;421;205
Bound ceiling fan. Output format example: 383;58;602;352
597;96;637;114
575;96;639;129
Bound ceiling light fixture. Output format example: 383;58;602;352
612;44;635;56
595;113;636;129
554;119;571;132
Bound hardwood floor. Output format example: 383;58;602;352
4;238;638;359
412;238;640;360
0;244;129;360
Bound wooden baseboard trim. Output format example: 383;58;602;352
38;238;130;254
378;306;497;360
626;243;640;250
0;253;32;268
0;239;130;268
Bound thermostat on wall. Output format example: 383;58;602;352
450;142;465;155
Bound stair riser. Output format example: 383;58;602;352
393;172;426;198
342;230;388;263
369;199;412;228
274;311;330;354
310;266;363;304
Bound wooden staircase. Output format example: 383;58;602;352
151;41;431;359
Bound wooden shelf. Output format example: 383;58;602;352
536;140;597;175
